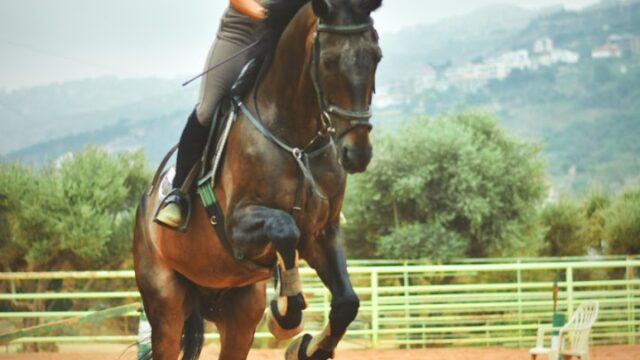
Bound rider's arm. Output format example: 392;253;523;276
230;0;267;20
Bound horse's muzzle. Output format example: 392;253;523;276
340;144;372;174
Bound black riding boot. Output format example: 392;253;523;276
155;110;209;229
173;110;209;189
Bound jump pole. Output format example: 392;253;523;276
0;302;141;345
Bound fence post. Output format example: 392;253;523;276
371;270;379;348
403;262;410;349
566;267;574;319
517;260;523;347
626;256;636;345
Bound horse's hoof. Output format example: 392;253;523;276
266;299;304;340
285;334;310;360
285;334;334;360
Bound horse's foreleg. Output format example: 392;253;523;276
215;282;267;360
134;201;196;360
287;222;359;360
136;266;194;359
231;206;306;340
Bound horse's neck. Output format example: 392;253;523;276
256;8;319;143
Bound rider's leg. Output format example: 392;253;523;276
156;18;258;229
155;110;209;227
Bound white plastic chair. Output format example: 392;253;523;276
530;301;599;360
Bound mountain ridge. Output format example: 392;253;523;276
2;1;639;192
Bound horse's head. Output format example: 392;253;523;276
310;0;383;174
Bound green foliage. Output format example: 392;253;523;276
343;110;548;260
539;198;589;257
605;189;640;255
536;186;640;257
378;223;466;261
0;163;38;266
0;147;149;271
581;188;611;253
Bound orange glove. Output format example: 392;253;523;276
230;0;267;20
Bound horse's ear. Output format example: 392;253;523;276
312;0;332;19
361;0;383;12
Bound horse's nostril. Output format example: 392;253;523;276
342;147;349;160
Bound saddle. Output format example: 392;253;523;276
151;58;262;250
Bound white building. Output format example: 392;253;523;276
550;49;580;64
414;66;438;93
533;37;554;54
445;50;532;91
492;50;532;72
592;44;623;59
532;37;580;67
604;33;640;55
373;84;405;109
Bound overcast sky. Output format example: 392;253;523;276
0;0;599;90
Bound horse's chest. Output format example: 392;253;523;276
294;168;344;236
294;190;331;235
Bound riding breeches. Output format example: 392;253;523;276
195;6;260;126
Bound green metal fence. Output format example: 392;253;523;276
1;257;638;349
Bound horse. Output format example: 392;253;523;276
133;0;383;359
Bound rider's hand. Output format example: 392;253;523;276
231;0;268;20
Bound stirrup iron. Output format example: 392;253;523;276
153;189;193;233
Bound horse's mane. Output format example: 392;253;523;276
244;0;310;94
264;0;309;33
252;0;309;59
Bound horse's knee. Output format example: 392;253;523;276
329;292;360;333
265;212;300;246
265;213;300;268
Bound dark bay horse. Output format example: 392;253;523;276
133;1;383;359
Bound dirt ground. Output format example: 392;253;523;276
1;344;639;360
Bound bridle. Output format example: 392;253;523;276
310;18;376;140
234;16;377;199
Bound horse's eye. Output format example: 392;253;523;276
321;55;338;68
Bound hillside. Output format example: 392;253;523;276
511;0;640;55
376;0;640;193
407;58;640;193
1;1;639;193
377;4;541;83
0;77;197;155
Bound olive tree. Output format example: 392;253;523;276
343;110;547;260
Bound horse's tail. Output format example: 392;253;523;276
181;306;204;360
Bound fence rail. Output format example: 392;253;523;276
0;257;638;349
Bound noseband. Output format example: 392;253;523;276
310;19;375;140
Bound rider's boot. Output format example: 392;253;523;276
156;110;209;229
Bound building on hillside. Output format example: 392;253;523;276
444;50;532;92
491;50;532;72
414;65;438;92
606;33;640;55
533;37;554;54
592;43;623;59
531;37;580;67
373;84;406;109
550;49;580;64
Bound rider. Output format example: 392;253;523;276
156;0;268;228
